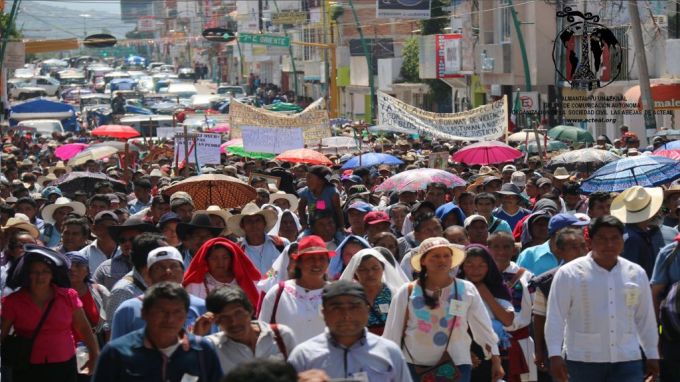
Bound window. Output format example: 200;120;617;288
497;0;512;43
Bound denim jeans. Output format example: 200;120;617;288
407;363;471;382
565;360;643;382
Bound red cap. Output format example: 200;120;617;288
293;235;336;260
363;211;390;225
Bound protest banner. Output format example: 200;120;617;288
241;126;304;154
377;92;508;141
174;132;221;167
229;97;331;152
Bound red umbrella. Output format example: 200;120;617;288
91;125;140;139
451;141;522;165
275;148;333;166
653;149;680;161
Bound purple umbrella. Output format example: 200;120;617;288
375;169;466;193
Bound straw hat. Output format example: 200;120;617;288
1;215;40;239
269;192;299;211
553;167;570;180
226;202;278;237
194;205;232;235
610;186;663;224
37;173;57;186
41;197;86;225
411;237;466;272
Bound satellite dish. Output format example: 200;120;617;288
202;28;235;43
83;34;117;48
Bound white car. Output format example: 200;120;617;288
16;119;65;136
10;82;48;100
12;76;60;97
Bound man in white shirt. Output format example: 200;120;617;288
545;215;660;382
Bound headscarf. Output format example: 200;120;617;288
182;237;262;307
328;235;371;279
435;202;467;227
339;248;409;294
66;251;92;283
257;242;296;292
268;210;302;237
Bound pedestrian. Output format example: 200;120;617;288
545;216;660;382
288;280;412;381
92;282;223;382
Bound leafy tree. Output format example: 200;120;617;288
0;12;21;38
400;36;420;82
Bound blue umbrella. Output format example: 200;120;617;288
581;155;680;194
656;140;680;151
341;153;403;169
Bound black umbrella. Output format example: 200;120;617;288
51;171;127;197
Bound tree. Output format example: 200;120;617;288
0;12;21;38
400;36;420;82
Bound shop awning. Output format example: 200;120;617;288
625;82;680;110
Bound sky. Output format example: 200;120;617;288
27;1;121;15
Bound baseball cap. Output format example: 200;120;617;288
502;164;517;173
511;171;526;188
483;176;501;186
537;177;553;188
147;246;184;269
548;213;589;236
158;212;182;230
464;214;488;228
94;210;118;224
347;201;373;213
363;211;390;225
322;280;369;305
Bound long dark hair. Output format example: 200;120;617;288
417;265;440;309
459;244;511;301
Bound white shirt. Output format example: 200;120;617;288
185;273;237;299
257;279;326;343
545;254;659;362
79;240;121;273
206;320;297;375
241;235;289;275
383;279;500;366
502;262;534;332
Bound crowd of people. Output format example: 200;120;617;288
0;124;679;382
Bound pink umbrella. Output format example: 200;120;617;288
207;123;230;133
653;149;680;161
220;139;243;154
451;141;523;165
55;143;88;160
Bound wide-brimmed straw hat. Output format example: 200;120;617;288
226;202;278;237
269;192;299;211
41;197;86;225
610;186;663;224
411;237;466;272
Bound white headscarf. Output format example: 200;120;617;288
339;248;409;294
268;209;302;237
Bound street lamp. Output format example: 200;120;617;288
79;13;91;38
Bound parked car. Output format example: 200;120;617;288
16;119;65;136
11;76;60;98
216;85;247;97
10;83;48;100
177;67;196;80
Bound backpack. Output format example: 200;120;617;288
659;243;680;341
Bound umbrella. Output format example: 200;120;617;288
319;136;360;155
275;148;332;166
375;169;466;193
451;141;522;165
341;153;404;170
206;123;230;133
652;150;680;161
226;145;276;160
547;148;620;170
91;125;140;139
548;125;594;144
90;141;142;152
519;140;569;154
161;174;256;210
507;131;546;143
68;146;118;166
55;143;88;160
52;171;127;197
654;129;680;138
656;140;680;151
580;155;680;194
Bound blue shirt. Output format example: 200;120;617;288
622;224;663;278
651;242;680;286
516;241;558;276
288;329;412;382
127;198;152;215
92;328;223;382
240;235;289;275
110;294;208;340
488;215;513;234
493;208;531;231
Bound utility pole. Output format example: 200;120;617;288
348;0;376;123
628;0;657;140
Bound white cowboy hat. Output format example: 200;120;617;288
37;173;57;186
1;215;40;239
411;237;466;272
269;192;299;211
41;197;86;225
553;167;570;180
610;186;663;224
226;202;278;237
194;205;232;236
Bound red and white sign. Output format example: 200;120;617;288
137;16;157;32
435;34;464;79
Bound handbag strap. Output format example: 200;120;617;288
401;280;459;364
270;323;288;359
31;298;56;342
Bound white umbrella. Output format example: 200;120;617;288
319;136;360;155
507;130;546;143
68;146;118;166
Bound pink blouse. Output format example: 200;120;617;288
2;286;83;364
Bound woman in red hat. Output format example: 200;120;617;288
182;237;261;306
258;235;333;343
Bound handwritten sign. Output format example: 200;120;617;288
241;126;304;154
174;133;221;166
229;98;331;146
378;92;508;141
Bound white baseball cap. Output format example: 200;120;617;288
147;246;184;269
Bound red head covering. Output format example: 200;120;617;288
182;237;262;307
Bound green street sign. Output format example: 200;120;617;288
238;33;290;47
